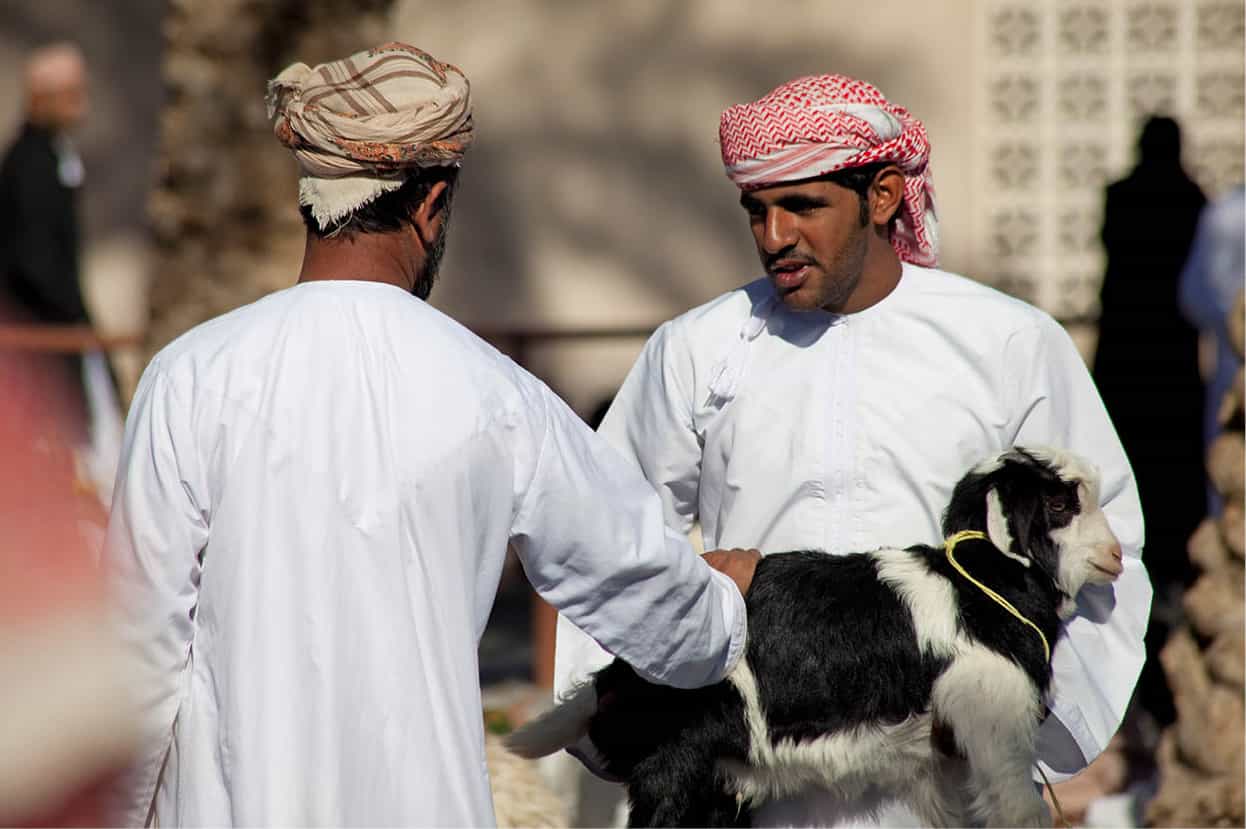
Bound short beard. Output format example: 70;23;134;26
412;223;449;300
817;215;871;312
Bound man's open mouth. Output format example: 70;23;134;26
770;261;812;290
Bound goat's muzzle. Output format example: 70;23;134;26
1089;541;1124;580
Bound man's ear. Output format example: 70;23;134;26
868;164;904;227
412;179;450;246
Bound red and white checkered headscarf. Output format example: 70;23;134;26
719;74;938;267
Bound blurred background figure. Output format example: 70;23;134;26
1093;115;1207;732
0;41;124;506
1179;182;1245;509
0;41;140;828
1;43;93;447
1;42;89;327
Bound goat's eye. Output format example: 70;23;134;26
1047;496;1071;513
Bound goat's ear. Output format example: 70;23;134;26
986;488;1030;567
985;488;1011;550
1004;482;1045;562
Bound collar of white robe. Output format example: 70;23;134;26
706;292;778;404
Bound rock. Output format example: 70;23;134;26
1221;499;1245;559
1218;367;1244;430
1207;431;1246;502
1181;572;1246;640
1147;730;1246;827
1188;517;1231;574
1206;630;1245;692
1160;628;1208;703
1158;627;1245;776
1174;680;1245;776
1147;292;1245;828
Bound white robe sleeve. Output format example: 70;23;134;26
551;321;709;711
103;364;210;826
1006;315;1152;781
596;320;703;534
511;373;745;692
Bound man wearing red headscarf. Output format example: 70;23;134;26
555;74;1150;826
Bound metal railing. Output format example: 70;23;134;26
0;323;143;353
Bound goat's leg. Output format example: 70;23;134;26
700;779;752;828
960;718;1048;828
931;652;1049;827
901;757;970;828
626;744;747;828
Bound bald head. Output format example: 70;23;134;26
25;43;88;130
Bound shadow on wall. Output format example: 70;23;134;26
397;0;923;331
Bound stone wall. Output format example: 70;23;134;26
1147;291;1246;827
144;0;395;359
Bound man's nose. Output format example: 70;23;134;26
762;209;798;254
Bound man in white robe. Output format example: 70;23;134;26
555;73;1151;826
104;43;760;828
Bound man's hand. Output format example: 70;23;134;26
701;547;762;597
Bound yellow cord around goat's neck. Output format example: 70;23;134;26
943;530;1051;663
1037;762;1072;829
944;531;1065;827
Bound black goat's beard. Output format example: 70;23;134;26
412;224;448;300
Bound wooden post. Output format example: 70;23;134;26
531;592;558;689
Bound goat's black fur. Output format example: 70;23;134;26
508;447;1122;827
745;551;949;743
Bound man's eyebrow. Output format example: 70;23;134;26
775;194;828;210
740;192;829;211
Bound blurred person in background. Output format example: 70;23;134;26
0;41;123;505
556;73;1150;827
0;42;89;329
0;47;135;828
1;43;92;443
1179;182;1245;503
1093;115;1206;731
104;43;757;828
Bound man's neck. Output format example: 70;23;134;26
296;230;422;293
23;118;56;138
834;240;903;315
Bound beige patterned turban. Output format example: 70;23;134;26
266;42;474;229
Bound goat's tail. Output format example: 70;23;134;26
503;682;596;759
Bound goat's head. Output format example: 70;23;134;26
942;447;1123;615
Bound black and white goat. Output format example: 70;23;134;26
506;447;1124;827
